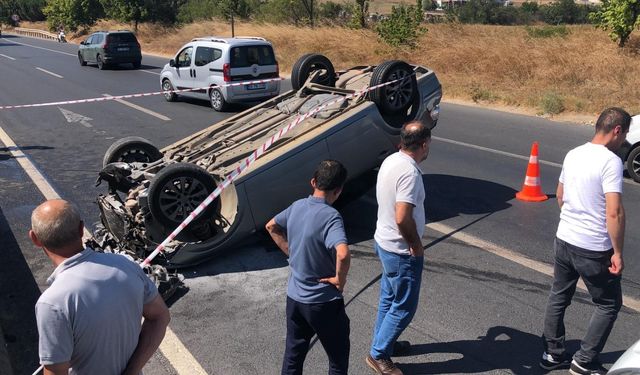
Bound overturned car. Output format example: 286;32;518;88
92;54;442;271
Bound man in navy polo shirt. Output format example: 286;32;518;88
266;160;351;375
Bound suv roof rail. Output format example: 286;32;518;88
235;36;267;41
191;37;229;44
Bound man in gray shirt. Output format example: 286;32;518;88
29;199;170;375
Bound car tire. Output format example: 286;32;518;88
97;54;106;70
162;79;177;102
133;60;141;69
369;60;417;115
78;52;87;66
103;136;163;167
147;163;220;228
627;146;640;183
291;54;336;90
209;88;229;112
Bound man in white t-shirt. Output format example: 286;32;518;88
366;121;431;375
540;108;630;375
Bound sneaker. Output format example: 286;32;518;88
392;341;411;356
365;354;404;375
569;359;608;375
539;352;570;370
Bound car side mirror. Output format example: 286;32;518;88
80;41;85;45
169;59;176;67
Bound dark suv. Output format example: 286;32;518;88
78;31;142;70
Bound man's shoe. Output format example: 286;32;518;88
539;352;570;370
569;359;608;375
365;354;403;375
392;341;411;356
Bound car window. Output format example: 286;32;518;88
108;33;138;44
85;35;94;44
194;47;222;67
176;47;193;68
230;45;276;68
95;34;104;45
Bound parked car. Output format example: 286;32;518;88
160;36;280;111
618;114;640;183
78;30;142;70
91;54;442;269
607;338;640;375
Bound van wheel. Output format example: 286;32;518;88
97;54;106;70
291;54;336;90
103;136;163;167
209;88;229;112
627;146;640;183
162;79;177;102
369;60;417;115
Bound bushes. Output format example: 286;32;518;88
525;25;570;38
452;0;597;25
540;91;565;114
375;0;425;47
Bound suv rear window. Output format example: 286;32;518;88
230;45;276;67
108;33;138;44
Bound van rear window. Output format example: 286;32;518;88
230;46;276;67
108;33;138;44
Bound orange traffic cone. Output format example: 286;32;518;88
516;142;548;202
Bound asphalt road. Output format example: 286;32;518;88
0;34;638;375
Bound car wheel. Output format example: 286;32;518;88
291;54;336;90
103;136;163;167
209;88;228;112
627;146;640;183
162;79;177;102
97;54;106;70
147;163;221;228
369;60;417;115
78;52;87;66
133;60;141;69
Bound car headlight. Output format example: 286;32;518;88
430;104;440;122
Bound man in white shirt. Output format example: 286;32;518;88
366;121;431;375
540;108;630;375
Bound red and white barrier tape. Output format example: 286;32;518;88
0;77;283;110
140;76;406;266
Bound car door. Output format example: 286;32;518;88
193;46;222;97
93;34;104;61
171;46;195;94
82;35;95;62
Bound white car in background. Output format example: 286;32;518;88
619;114;640;183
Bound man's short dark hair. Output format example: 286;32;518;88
400;121;431;151
595;107;631;134
313;160;348;191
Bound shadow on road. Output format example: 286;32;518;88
338;172;518;244
396;326;623;374
0;146;55;161
0;206;41;375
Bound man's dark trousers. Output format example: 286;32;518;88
543;238;622;364
281;296;350;375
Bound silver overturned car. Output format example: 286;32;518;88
91;54;442;270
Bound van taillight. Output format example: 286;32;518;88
223;63;231;82
102;42;109;49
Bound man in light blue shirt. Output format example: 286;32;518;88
266;160;351;375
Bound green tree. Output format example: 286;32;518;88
99;0;146;31
43;0;102;31
353;0;368;28
589;0;640;47
375;0;425;48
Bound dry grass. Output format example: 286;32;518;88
16;20;640;116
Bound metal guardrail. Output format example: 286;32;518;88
13;27;58;40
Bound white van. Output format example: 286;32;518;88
160;37;280;111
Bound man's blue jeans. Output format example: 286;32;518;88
370;242;423;359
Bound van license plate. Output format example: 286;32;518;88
246;83;266;90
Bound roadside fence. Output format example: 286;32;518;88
12;28;58;41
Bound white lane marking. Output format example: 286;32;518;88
35;67;63;79
59;107;93;128
0;53;16;60
1;37;76;57
102;93;170;121
140;69;161;76
427;221;640;313
434;136;638;187
0;124;203;374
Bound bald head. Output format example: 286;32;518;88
31;199;83;251
400;121;431;152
